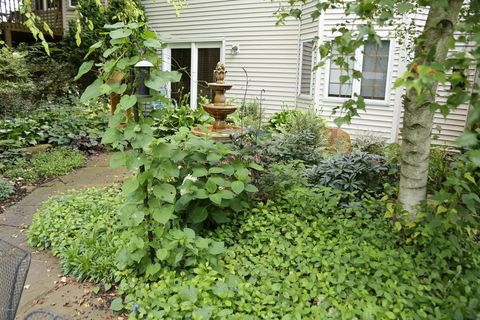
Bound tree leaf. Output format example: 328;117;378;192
109;28;132;39
110;152;125;168
145;70;182;91
122;177;139;194
81;79;104;102
74;60;94;81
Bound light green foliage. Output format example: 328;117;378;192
229;99;264;131
305;151;398;198
352;133;387;155
0;47;35;114
0;178;14;200
152;99;212;138
27;188;123;282
267;108;327;145
120;187;480;319
3;148;86;182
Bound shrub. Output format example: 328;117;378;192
267;108;327;145
0;178;14;201
3;148;86;182
252;131;324;166
427;146;458;193
255;160;307;200
27;188;123;282
0;47;35;115
305;151;398;197
352;132;387;155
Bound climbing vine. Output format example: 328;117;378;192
76;22;260;278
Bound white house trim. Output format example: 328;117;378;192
162;40;225;108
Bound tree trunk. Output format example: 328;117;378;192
399;0;464;214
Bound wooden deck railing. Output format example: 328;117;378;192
0;0;63;35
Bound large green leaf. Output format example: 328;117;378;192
81;79;104;102
145;70;182;91
109;28;132;39
109;152;125;168
152;204;175;224
74;60;94;81
122;177;139;194
231;181;245;194
118;95;137;111
153;183;177;204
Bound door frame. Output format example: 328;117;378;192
162;40;226;108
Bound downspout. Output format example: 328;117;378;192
313;10;325;114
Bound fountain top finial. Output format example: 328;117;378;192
214;62;226;84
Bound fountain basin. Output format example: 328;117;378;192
192;124;243;143
203;104;237;130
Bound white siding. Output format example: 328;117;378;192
144;0;301;116
315;8;403;142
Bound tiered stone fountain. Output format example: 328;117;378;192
192;62;242;142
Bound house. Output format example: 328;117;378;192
143;0;475;144
0;0;78;46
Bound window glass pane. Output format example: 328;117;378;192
171;48;191;105
300;41;313;95
197;48;220;101
328;43;354;98
70;0;78;6
360;40;390;100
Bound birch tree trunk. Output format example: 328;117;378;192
399;0;464;213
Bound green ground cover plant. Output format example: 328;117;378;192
27;184;480;319
0;177;15;200
28;188;123;282
3;147;86;183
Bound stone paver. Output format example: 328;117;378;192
0;153;129;320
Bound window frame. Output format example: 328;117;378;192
324;38;394;106
298;40;315;98
69;0;78;9
162;40;226;109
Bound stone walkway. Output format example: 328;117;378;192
0;153;129;319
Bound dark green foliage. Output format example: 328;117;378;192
0;100;109;153
19;43;78;102
3;148;86;182
0;47;34;115
305;151;398;197
0;178;14;200
27;188;123;282
255;160;307;199
255;131;323;166
427;146;458;193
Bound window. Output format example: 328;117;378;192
327;40;391;101
328;44;354;98
360;40;390;100
69;0;78;7
300;41;314;95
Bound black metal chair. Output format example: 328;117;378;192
23;310;72;320
0;239;31;320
